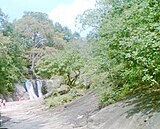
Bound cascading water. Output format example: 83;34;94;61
25;80;38;100
35;80;43;98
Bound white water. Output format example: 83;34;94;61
36;80;43;97
25;80;37;100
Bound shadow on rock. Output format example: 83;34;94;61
124;91;160;118
2;116;11;124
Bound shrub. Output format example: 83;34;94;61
36;48;84;87
93;0;160;106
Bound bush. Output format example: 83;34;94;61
0;34;26;94
93;0;160;106
36;48;84;87
45;88;84;108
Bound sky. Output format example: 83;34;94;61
0;0;96;36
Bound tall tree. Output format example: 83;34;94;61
0;33;26;94
13;12;68;78
14;11;65;48
0;9;13;36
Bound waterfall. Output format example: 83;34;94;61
35;80;43;98
25;80;38;100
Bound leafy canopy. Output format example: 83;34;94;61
79;0;160;106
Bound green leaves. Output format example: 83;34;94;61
0;9;27;94
36;48;84;87
90;0;160;106
0;33;26;94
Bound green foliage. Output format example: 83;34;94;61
36;48;84;87
0;33;26;94
77;0;160;106
0;9;27;94
14;12;66;49
0;9;84;97
94;0;160;106
45;88;84;108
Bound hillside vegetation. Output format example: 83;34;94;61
1;0;160;111
78;0;160;108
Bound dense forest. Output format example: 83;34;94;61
0;0;160;107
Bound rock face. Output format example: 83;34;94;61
2;76;63;102
57;85;70;95
87;100;160;129
2;83;29;101
44;76;63;93
43;76;64;98
2;91;160;129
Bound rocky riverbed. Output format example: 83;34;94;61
1;91;160;129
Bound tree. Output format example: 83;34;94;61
91;0;160;106
0;9;8;30
36;48;84;87
76;0;160;106
55;22;63;32
72;32;80;40
13;12;68;78
0;33;26;94
62;26;73;42
23;11;53;24
0;9;26;94
14;11;65;48
0;9;13;36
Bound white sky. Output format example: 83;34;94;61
48;0;96;36
0;0;96;37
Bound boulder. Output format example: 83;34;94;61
57;85;70;95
